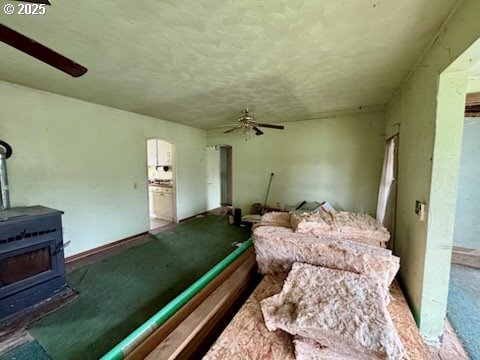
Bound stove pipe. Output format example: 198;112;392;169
0;149;10;210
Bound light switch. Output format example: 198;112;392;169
415;201;426;221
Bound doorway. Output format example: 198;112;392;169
146;138;177;231
220;145;232;206
206;145;232;212
446;92;480;359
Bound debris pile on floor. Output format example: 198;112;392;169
254;225;399;288
290;211;390;246
253;211;404;360
259;211;292;228
261;263;404;360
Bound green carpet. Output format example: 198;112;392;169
28;215;249;360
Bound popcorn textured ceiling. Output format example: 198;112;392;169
0;0;459;128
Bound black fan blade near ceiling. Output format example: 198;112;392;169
0;24;87;77
256;123;284;130
223;126;241;134
253;126;264;135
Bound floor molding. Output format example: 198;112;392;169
65;211;214;271
65;231;148;264
452;246;480;268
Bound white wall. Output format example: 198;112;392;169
0;82;208;257
207;112;385;216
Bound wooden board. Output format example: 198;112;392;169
204;273;294;360
205;275;432;360
428;320;469;360
0;330;33;356
452;246;480;268
126;247;255;360
135;251;256;360
388;282;430;359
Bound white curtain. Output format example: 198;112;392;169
377;136;398;232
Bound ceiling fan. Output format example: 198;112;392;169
223;109;285;137
0;18;88;77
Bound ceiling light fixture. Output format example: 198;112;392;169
224;109;284;140
234;123;258;141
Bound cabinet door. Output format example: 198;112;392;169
156;140;172;165
152;192;163;217
164;193;174;219
148;191;154;217
147;140;158;166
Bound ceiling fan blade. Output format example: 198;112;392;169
253;126;264;136
0;24;87;77
256;123;285;130
223;126;241;134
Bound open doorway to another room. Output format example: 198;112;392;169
447;91;480;359
147;138;177;231
206;145;232;214
220;145;232;206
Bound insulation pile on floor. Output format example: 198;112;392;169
269;211;391;247
205;211;429;359
204;275;428;360
261;263;404;359
253;212;404;359
260;211;293;228
254;225;399;289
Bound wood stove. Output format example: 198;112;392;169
0;206;67;321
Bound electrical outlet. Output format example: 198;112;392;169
133;182;138;189
415;201;426;221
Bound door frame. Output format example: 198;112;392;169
218;144;232;206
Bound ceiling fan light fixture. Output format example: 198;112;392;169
240;126;257;141
223;108;284;138
226;124;256;140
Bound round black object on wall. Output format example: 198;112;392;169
0;141;12;159
156;165;170;172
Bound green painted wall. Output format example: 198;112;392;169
384;0;480;343
467;78;480;92
0;81;208;257
453;118;480;250
421;72;467;342
207;112;385;216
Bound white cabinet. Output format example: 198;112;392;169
152;192;163;217
147;140;158;166
147;139;172;166
149;190;155;216
149;186;173;220
163;193;173;218
156;140;172;166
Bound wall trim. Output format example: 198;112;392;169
65;211;214;265
65;231;148;264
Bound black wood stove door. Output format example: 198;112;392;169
0;206;67;321
0;237;60;298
